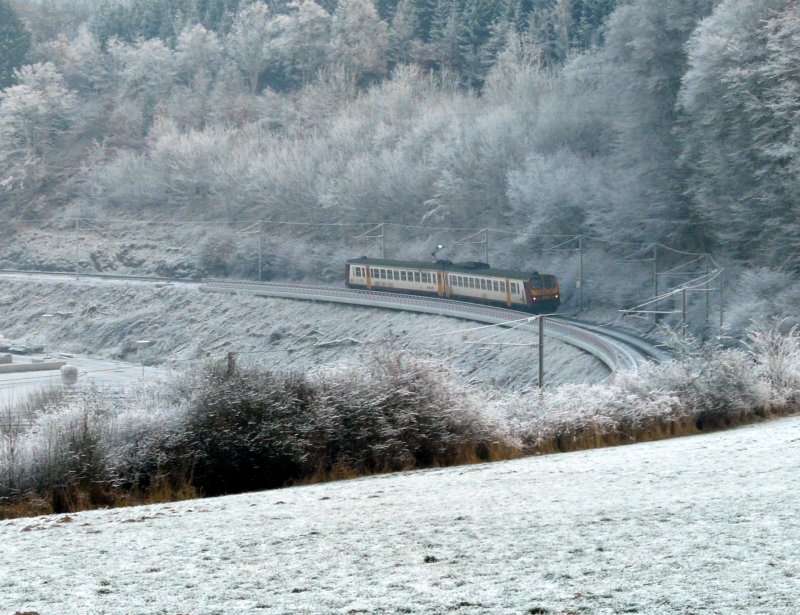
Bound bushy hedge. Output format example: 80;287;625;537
0;353;503;515
168;353;499;496
507;323;800;454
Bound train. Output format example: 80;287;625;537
345;257;560;313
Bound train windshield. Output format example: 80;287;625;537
529;275;558;290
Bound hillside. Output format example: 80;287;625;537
2;0;798;327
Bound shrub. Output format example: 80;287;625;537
173;352;502;496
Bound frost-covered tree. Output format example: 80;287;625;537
0;62;78;193
270;0;332;85
226;1;274;93
175;23;224;82
330;0;390;81
388;0;419;64
591;0;716;244
44;27;110;93
0;0;31;88
677;0;800;266
427;0;463;70
108;37;175;135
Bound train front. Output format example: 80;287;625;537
527;274;560;312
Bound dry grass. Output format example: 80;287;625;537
523;402;799;456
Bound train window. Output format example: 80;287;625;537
470;278;476;289
480;279;486;290
381;269;387;279
544;275;557;288
492;280;499;292
400;271;407;281
414;272;420;282
530;276;544;289
500;281;506;292
511;283;518;294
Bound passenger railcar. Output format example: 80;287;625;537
345;257;560;313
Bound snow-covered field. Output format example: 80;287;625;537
0;274;607;395
3;416;798;614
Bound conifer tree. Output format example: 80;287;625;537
0;0;31;89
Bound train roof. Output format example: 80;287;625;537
347;257;553;280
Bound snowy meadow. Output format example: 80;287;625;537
3;411;799;614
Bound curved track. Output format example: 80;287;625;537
200;279;668;374
0;270;667;376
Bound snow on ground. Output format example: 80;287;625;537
2;416;798;614
0;275;607;397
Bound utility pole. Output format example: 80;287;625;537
538;316;545;388
483;228;489;264
74;218;79;280
704;253;710;341
381;223;385;259
258;219;263;282
652;243;658;324
577;235;583;314
719;268;724;329
682;288;688;337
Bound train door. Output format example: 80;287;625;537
436;270;447;298
523;278;533;310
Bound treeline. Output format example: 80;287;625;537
88;0;617;76
1;0;799;281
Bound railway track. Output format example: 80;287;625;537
200;279;667;374
0;270;667;376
